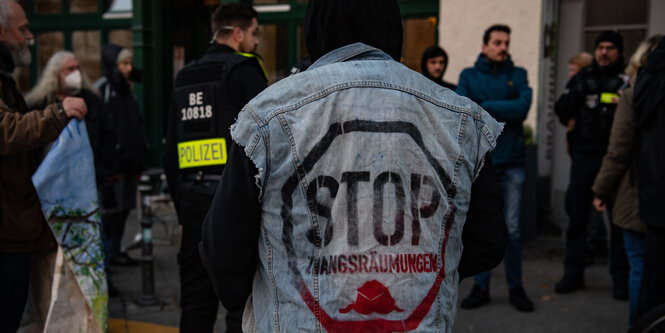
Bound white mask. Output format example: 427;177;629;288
63;70;82;95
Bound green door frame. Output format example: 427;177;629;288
25;0;132;85
25;1;166;168
223;0;439;69
132;0;165;168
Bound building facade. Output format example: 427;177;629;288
22;0;665;232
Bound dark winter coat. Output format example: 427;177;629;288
592;88;643;233
555;59;626;155
98;44;146;176
95;44;146;212
456;54;532;168
0;43;69;253
634;39;665;228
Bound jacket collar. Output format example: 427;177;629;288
474;54;515;74
207;42;236;55
309;43;392;70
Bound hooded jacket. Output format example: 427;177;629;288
97;44;146;176
592;88;643;233
0;43;70;253
421;46;456;90
456;54;532;168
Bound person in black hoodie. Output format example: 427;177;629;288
95;44;146;269
200;0;507;330
421;45;456;90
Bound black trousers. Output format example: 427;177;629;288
564;153;629;286
0;252;31;333
636;224;665;320
178;180;242;333
102;208;131;261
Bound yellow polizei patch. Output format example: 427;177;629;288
600;92;619;104
178;138;227;169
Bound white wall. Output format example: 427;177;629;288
439;0;544;132
649;0;665;35
549;0;586;229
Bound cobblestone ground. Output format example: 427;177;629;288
109;207;627;333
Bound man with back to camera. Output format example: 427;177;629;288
199;1;509;331
554;31;629;299
456;24;535;312
0;1;88;331
163;3;267;332
421;45;456;90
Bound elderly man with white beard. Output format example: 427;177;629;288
0;1;88;332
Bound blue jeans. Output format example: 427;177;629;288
474;166;525;291
623;229;645;327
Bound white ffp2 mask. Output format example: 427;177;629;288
63;70;82;95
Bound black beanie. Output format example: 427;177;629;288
595;30;624;54
304;0;403;63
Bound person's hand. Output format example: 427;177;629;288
566;119;576;131
61;97;88;120
593;197;606;212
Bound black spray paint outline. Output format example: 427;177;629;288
279;120;458;328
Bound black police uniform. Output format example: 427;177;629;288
163;42;267;333
555;60;629;291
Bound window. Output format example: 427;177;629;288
253;0;439;82
73;31;101;81
257;24;290;82
26;1;133;88
584;0;648;58
402;17;437;72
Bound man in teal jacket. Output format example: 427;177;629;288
456;24;534;312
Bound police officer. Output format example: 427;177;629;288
163;3;267;332
554;30;629;298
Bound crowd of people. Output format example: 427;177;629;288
0;0;664;332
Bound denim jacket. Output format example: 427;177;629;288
231;43;503;333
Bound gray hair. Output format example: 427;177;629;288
0;0;17;32
25;51;98;107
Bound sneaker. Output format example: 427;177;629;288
509;286;534;312
460;284;490;309
554;276;585;294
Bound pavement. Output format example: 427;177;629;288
108;204;630;333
